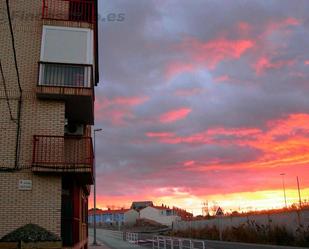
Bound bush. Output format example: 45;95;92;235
170;223;309;247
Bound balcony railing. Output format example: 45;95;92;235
38;62;93;88
42;0;95;24
32;135;93;172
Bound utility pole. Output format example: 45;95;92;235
280;173;287;208
297;176;302;209
93;128;102;246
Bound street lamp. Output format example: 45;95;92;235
280;173;287;209
92;128;102;246
297;176;302;209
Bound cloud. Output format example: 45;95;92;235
254;56;295;75
93;0;309;213
95;96;148;125
174;87;203;97
159;108;192;123
165;37;254;79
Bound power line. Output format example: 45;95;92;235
0;57;17;123
5;0;23;170
5;0;22;94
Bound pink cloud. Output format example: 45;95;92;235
146;132;175;138
254;56;295;75
184;160;195;167
238;22;251;34
214;75;230;82
305;60;309;65
174;88;203;97
159;108;192;123
165;62;195;80
146;127;261;145
104;96;149;107
263;17;301;37
165;37;254;79
95;96;148;125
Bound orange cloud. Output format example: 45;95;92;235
165;37;254;79
148;113;309;170
147;127;261;145
159;108;192;123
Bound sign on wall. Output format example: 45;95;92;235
18;180;32;191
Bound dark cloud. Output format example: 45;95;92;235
94;0;309;206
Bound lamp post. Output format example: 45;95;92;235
93;128;102;246
297;176;302;209
280;173;287;209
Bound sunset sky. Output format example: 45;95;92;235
91;0;309;215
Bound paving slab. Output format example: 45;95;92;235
88;236;112;249
89;229;149;249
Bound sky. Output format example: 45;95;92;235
91;0;309;215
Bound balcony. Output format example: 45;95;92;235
42;0;95;24
32;135;94;184
36;61;94;124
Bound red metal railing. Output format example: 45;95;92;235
42;0;95;24
32;135;93;170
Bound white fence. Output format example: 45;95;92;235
153;236;206;249
126;232;139;244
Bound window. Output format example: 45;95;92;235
41;63;87;87
69;0;94;23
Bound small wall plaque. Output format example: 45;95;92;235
18;180;32;191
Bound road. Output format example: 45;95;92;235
89;229;306;249
89;228;148;249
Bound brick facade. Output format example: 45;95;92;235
0;0;63;237
0;0;96;246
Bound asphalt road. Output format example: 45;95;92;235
89;228;148;249
89;229;307;249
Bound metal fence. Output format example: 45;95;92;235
42;0;95;24
153;236;206;249
32;135;93;170
126;232;139;244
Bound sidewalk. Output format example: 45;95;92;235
88;237;111;249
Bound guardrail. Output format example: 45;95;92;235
32;135;93;171
153;236;206;249
126;232;139;244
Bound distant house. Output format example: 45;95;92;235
88;208;139;225
131;201;153;211
139;205;193;226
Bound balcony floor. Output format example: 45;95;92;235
32;165;93;185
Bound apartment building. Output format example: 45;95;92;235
0;0;99;248
88;208;139;226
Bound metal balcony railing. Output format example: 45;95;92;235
38;62;93;88
32;135;93;171
42;0;95;24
